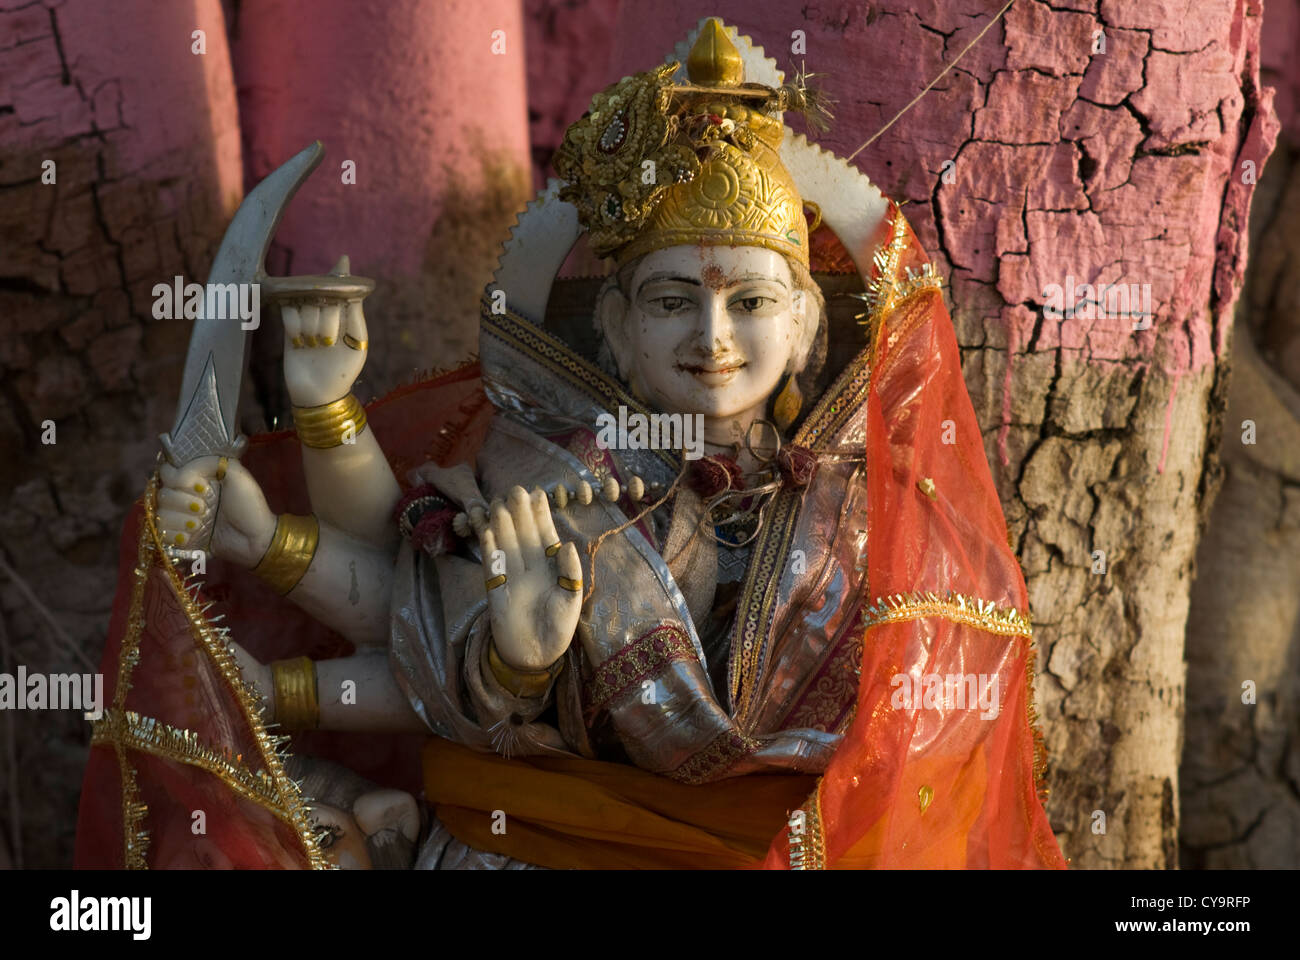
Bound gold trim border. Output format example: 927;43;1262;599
860;590;1033;638
91;475;331;870
93;709;282;808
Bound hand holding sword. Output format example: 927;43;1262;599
150;144;423;736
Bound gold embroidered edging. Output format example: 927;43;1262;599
860;591;1032;638
667;730;758;785
584;623;695;720
728;488;802;726
93;709;282;808
103;491;153;868
1025;639;1050;804
852;206;945;377
142;474;331;869
789;780;827;870
858;206;910;355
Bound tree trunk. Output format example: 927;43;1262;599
1180;0;1300;865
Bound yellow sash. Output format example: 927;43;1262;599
423;737;815;869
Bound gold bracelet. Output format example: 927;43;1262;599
252;514;320;595
271;656;320;730
292;393;368;449
485;640;563;699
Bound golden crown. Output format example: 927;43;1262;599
554;19;824;268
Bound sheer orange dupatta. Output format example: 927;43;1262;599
764;212;1067;870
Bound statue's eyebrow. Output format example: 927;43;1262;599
636;272;789;293
637;273;702;292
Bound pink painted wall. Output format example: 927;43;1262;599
232;0;531;279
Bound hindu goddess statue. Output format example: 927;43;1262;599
75;19;1065;870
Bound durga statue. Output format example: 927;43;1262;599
76;18;1066;870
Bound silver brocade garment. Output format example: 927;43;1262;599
392;299;875;867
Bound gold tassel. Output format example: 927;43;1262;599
774;374;802;432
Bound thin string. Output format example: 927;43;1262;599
846;0;1016;162
583;457;691;606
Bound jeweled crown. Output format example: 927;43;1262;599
554;19;813;268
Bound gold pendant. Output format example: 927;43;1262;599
774;374;802;432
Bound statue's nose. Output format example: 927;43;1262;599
695;293;734;349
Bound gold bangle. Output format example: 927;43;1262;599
292;393;368;449
253;514;320;595
485;640;562;699
271;656;319;730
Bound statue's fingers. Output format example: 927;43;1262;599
158;486;209;520
318;303;341;347
156;509;196;547
343;300;368;349
299;304;321;347
282;304;304;349
160;460;212;493
478;526;498;573
508;486;542;569
479;527;509;610
488;499;520;572
556;541;582;584
552;542;584;616
531;487;561;557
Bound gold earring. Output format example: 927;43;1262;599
774;374;802;432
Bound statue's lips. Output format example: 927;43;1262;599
678;360;745;385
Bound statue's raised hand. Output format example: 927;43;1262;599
156;456;276;569
281;288;368;408
474;486;583;673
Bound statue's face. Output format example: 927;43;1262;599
601;244;811;420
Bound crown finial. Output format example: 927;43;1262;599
687;18;743;87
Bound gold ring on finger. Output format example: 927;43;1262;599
557;576;582;592
545;541;562;557
485;574;507;591
216;456;228;481
343;334;368;351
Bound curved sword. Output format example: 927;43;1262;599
159;141;324;467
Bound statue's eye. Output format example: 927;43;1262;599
737;296;773;312
655;296;689;312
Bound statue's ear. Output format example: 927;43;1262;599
788;287;818;374
596;280;633;377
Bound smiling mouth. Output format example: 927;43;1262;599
679;360;746;377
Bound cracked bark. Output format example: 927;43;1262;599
0;0;243;867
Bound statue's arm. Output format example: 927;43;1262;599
231;644;427;733
281;297;402;548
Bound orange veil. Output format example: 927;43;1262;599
761;210;1065;869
